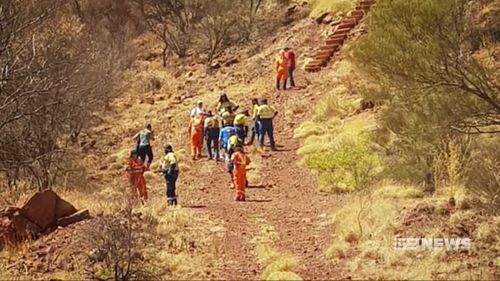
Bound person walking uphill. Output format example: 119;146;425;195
247;98;260;145
161;144;179;206
275;49;288;91
204;111;221;161
231;144;251;201
234;110;250;143
285;47;296;88
257;99;278;151
189;113;205;160
126;150;147;201
133;124;154;169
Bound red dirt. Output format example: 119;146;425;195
181;88;344;280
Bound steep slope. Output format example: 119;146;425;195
79;15;350;279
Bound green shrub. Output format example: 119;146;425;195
305;132;381;192
352;0;499;183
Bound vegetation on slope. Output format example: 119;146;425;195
296;0;499;279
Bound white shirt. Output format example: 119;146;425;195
190;107;206;117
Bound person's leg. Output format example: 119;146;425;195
288;67;295;88
190;136;196;160
276;78;280;90
146;145;153;168
137;146;147;163
248;125;255;145
165;177;173;206
213;129;220;160
268;121;276;151
206;131;213;159
258;121;265;149
172;171;178;205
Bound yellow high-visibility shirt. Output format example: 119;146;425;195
233;114;248;126
204;116;220;128
227;135;240;151
257;104;276;119
161;152;179;171
221;111;236;125
252;104;259;120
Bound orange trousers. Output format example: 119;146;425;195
126;162;147;200
233;168;246;201
276;67;288;81
190;129;203;158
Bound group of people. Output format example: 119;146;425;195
125;47;297;205
126;126;180;206
126;93;279;204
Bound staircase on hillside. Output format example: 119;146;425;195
305;0;375;73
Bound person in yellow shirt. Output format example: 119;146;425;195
221;106;236;127
233;110;250;143
247;98;260;145
160;144;180;206
204;111;221;160
256;98;278;151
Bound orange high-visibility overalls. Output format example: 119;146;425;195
231;151;251;201
126;158;148;200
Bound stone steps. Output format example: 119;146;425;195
305;0;376;73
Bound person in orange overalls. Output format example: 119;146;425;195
275;49;288;91
230;144;251;201
125;150;147;200
189;113;205;160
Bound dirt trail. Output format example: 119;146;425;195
181;89;343;280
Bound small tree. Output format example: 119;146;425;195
353;0;499;134
198;0;238;65
139;0;203;66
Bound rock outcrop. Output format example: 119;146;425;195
0;190;90;250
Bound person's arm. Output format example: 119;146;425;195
132;132;139;141
150;131;155;141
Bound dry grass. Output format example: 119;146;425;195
307;0;357;18
251;224;303;281
326;184;500;280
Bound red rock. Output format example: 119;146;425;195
17;190;57;230
55;196;78;220
11;212;42;238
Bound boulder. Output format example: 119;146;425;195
322;14;335;24
142;97;155;105
55;197;78;219
10;212;42;238
17;190;57;230
315;12;330;24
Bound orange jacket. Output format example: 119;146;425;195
275;51;287;71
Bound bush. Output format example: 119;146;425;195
351;0;500;185
305;132;381;192
463;136;500;215
0;1;132;190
